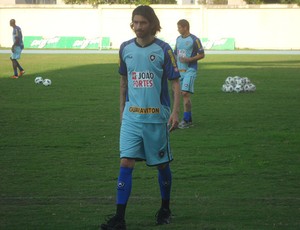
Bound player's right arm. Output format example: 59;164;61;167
168;78;180;132
11;37;18;53
120;75;128;123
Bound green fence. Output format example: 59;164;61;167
24;36;111;49
201;38;235;50
24;36;234;50
158;37;235;50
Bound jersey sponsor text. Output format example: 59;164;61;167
129;107;160;114
132;71;154;88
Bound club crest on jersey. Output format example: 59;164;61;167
132;71;154;88
149;54;156;62
186;41;191;46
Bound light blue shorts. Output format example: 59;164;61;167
180;68;197;94
11;46;23;60
120;119;173;166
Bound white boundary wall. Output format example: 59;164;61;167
0;4;299;50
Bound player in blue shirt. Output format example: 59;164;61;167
100;5;181;230
10;19;25;79
174;19;205;129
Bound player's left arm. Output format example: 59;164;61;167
168;78;180;132
119;75;127;123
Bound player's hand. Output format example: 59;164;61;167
179;57;189;63
168;113;179;132
11;46;15;53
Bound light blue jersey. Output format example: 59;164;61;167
11;26;24;60
119;38;180;124
12;26;24;49
174;34;204;71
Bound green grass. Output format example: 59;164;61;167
0;53;299;229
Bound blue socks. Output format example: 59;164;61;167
117;165;172;202
158;164;172;203
183;111;192;122
115;165;172;217
116;167;133;219
116;167;133;205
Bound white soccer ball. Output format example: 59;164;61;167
248;83;256;92
43;79;52;86
225;76;233;85
243;84;251;92
229;78;236;86
233;76;240;83
235;78;244;86
35;76;43;84
243;77;251;84
222;84;227;92
234;84;243;93
226;85;234;93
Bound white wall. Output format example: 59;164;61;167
204;5;300;49
0;4;299;50
0;5;101;47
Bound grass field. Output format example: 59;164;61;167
0;53;299;230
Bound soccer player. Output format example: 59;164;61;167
174;19;205;129
100;5;181;230
10;19;25;79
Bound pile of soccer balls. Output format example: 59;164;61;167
35;76;52;86
222;76;256;93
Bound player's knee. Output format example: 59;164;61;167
120;158;135;168
12;62;18;68
157;163;169;170
181;91;190;98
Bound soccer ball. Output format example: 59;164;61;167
248;83;256;92
235;78;243;86
225;76;233;85
234;84;243;93
226;85;234;92
222;76;255;93
35;76;43;84
43;79;52;86
233;76;240;83
243;77;251;84
243;84;251;92
222;84;227;92
229;78;236;86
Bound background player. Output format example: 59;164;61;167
100;5;181;230
174;19;205;129
10;19;25;79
